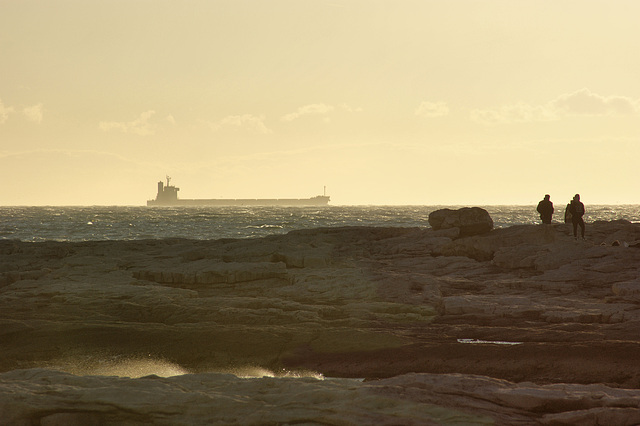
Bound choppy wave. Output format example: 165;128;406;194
43;355;324;380
1;205;638;242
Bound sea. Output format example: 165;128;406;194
1;205;638;243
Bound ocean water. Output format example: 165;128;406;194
0;205;638;242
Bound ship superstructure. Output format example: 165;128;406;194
147;177;330;206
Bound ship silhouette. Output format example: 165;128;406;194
147;177;330;206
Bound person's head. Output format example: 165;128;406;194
574;194;580;201
544;194;550;200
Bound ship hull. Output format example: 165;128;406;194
147;178;330;206
147;196;330;207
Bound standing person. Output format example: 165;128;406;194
564;202;572;224
569;194;586;239
536;194;554;224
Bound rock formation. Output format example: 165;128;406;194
428;207;494;236
1;219;640;424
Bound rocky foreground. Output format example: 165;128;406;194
1;218;640;424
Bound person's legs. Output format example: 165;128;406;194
572;219;578;237
579;218;585;238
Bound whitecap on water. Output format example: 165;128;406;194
86;359;189;378
219;366;324;380
45;356;190;378
43;356;324;380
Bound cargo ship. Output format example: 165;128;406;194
147;177;330;206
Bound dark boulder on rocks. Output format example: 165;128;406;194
428;207;493;236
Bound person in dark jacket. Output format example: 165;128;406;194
564;203;572;224
536;194;554;224
568;194;586;239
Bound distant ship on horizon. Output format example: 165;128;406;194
147;177;330;207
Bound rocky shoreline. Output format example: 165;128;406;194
1;218;640;424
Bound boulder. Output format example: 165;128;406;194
428;207;494;236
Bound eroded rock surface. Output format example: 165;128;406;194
1;220;640;424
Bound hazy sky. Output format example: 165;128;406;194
1;0;639;206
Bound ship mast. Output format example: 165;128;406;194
166;175;171;187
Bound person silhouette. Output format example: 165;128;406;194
568;194;586;239
536;194;554;224
564;202;572;224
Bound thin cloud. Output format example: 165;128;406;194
471;89;640;125
471;103;556;125
0;99;15;124
99;110;157;135
415;101;449;118
550;88;639;116
210;140;395;165
281;103;335;122
209;114;272;134
281;103;362;122
339;103;363;113
0;148;149;168
23;103;44;124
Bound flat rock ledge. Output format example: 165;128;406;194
1;220;640;424
1;369;639;426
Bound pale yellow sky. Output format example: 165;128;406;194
1;0;639;205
